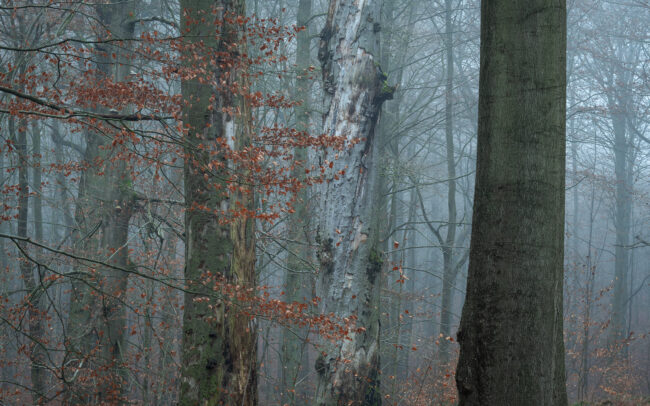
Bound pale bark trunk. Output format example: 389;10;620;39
314;0;393;404
455;1;568;404
179;1;256;404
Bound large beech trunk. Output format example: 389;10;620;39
313;1;393;404
179;1;256;405
455;1;568;405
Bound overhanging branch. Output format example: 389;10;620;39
0;85;172;122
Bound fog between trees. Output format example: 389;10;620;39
0;0;648;405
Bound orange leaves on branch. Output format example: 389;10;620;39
191;272;367;342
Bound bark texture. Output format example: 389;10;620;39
314;0;393;404
455;1;568;405
179;1;256;405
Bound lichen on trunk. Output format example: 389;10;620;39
179;1;256;405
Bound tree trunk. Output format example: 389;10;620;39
64;2;136;403
51;121;74;242
280;0;313;403
377;0;416;387
610;109;632;346
438;0;457;365
376;0;397;387
14;115;46;404
31;122;43;245
156;229;181;405
404;187;417;379
578;142;598;402
0;142;7;396
313;0;393;404
0;145;5;272
179;1;256;405
455;1;568;405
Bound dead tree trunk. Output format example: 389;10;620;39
313;1;394;404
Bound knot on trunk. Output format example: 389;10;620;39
366;247;383;283
315;353;328;376
316;236;335;275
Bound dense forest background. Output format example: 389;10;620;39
0;0;648;405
